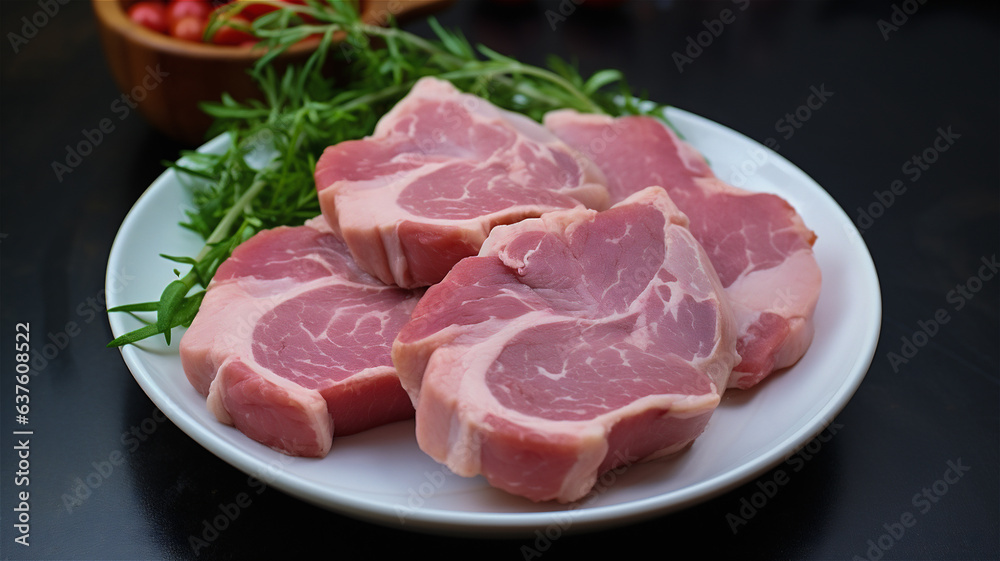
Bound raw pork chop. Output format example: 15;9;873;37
313;77;608;289
392;187;739;503
180;217;421;458
544;110;821;389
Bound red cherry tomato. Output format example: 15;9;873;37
169;15;205;42
128;1;169;34
166;0;210;27
129;0;319;44
210;14;256;46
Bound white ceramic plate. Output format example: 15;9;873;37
106;107;880;537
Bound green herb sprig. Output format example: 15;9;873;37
107;0;673;347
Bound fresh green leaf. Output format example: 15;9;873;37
108;0;676;347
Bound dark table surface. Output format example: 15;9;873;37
2;1;998;560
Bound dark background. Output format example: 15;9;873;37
2;0;997;559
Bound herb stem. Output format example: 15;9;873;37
198;176;267;259
338;82;415;113
109;0;663;347
257;18;606;116
360;23;605;114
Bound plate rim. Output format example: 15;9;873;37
106;106;881;536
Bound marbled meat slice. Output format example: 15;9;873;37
392;187;739;503
314;77;609;289
543;110;822;389
180;217;422;457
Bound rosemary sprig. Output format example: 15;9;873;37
108;0;674;347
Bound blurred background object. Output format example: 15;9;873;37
91;0;450;145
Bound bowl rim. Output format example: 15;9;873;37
91;0;325;60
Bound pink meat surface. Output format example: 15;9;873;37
393;187;739;503
179;217;421;457
543;110;822;389
314;77;609;289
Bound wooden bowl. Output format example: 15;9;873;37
92;0;450;145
